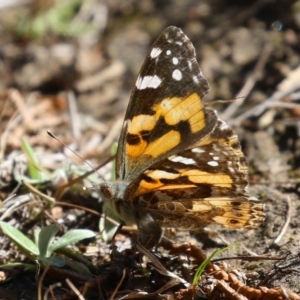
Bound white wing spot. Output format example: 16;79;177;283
169;155;196;165
176;41;183;46
136;75;162;90
172;69;182;81
209;153;214;155
166;50;171;55
192;148;205;153
172;57;179;65
188;61;192;70
208;161;219;167
150;47;162;59
193;75;199;84
147;170;179;180
228;167;235;173
123;119;128;129
213;156;219;160
213;144;221;151
219;120;229;130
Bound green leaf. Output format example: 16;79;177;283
0;262;36;272
37;224;59;257
0;222;39;256
21;138;40;180
65;259;92;276
49;229;96;253
21;138;49;182
34;228;40;245
14;175;47;184
41;256;66;267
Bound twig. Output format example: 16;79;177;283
229;65;300;126
65;278;85;300
290;91;300;100
0;194;31;221
43;282;62;300
216;279;248;300
23;180;55;206
155;278;182;294
265;101;300;110
212;255;285;263
38;261;49;300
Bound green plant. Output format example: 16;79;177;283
99;142;121;243
16;0;90;39
0;222;95;267
192;243;238;286
20;138;50;184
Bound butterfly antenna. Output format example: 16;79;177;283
47;130;115;185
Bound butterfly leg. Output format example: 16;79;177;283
110;220;126;248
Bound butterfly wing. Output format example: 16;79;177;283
110;26;264;248
134;118;265;230
116;26;218;181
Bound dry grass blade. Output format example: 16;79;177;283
65;278;85;300
136;243;189;287
43;282;62;300
273;195;292;245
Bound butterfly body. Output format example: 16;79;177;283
100;26;265;248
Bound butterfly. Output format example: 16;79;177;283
100;26;265;248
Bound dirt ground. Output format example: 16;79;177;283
0;0;300;299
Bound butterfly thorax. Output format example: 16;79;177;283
99;180;163;248
99;180;140;226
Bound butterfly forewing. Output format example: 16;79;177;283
116;26;217;181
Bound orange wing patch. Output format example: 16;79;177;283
135;167;233;197
154;93;205;132
126;93;206;160
136;169;196;196
181;170;233;187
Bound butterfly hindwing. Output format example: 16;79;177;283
134;118;264;230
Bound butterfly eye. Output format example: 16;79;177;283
99;182;115;200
